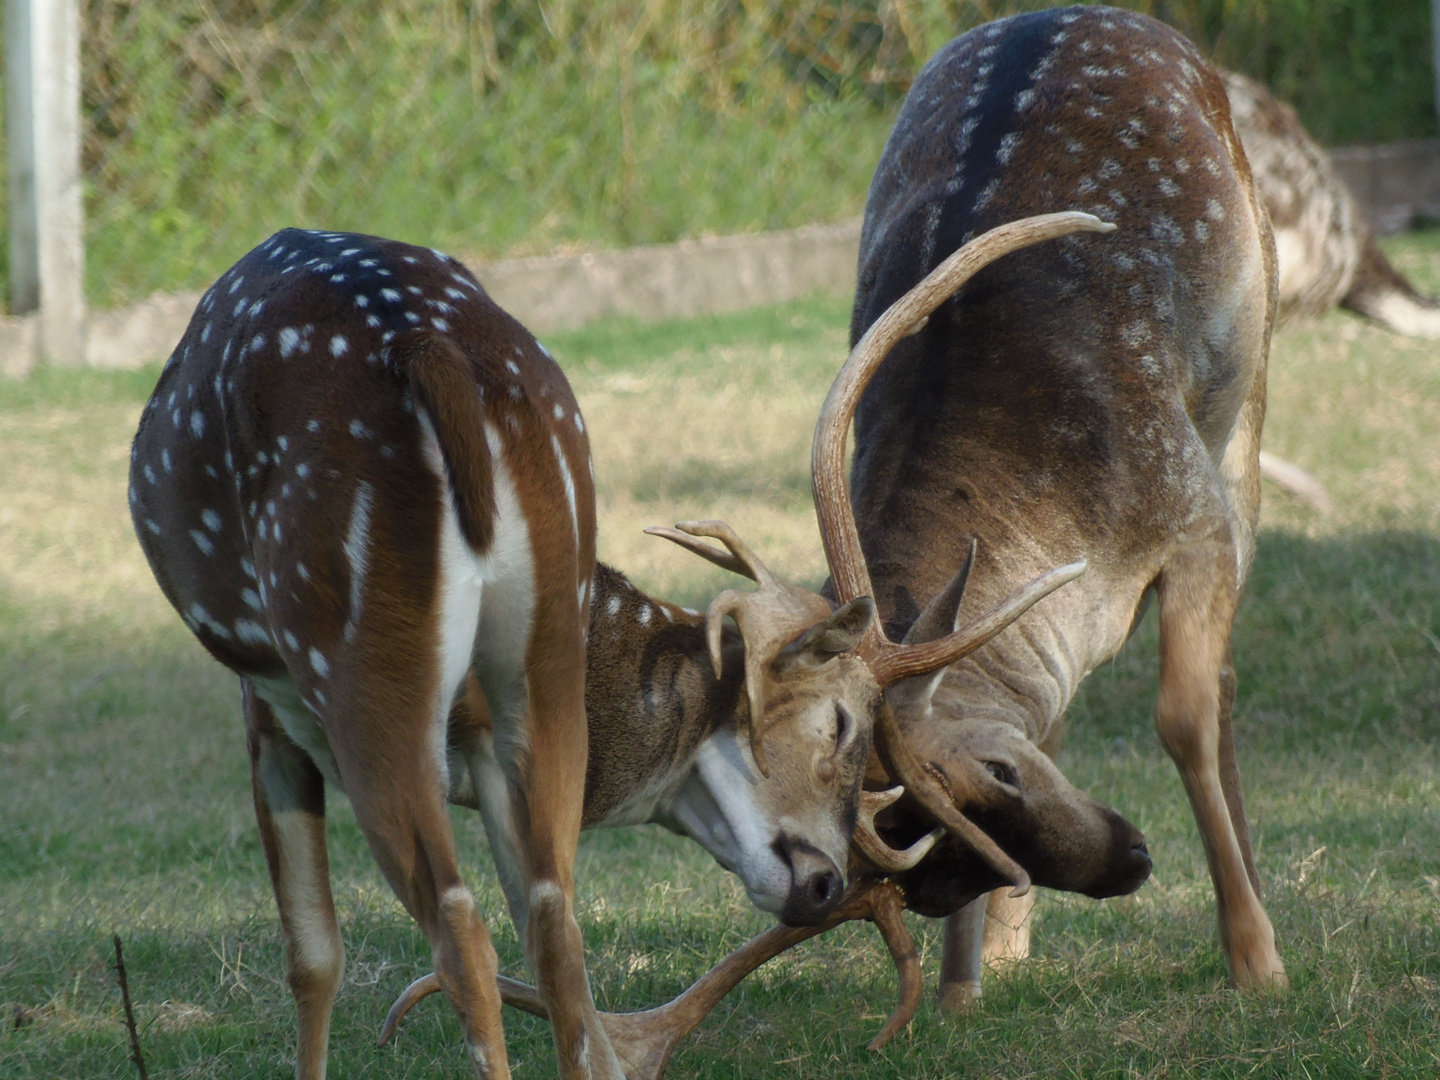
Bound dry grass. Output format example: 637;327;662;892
2;241;1439;1076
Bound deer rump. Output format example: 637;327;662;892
839;2;1285;993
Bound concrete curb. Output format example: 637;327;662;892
6;139;1440;378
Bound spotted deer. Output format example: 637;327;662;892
1223;69;1440;339
829;5;1290;1011
129;227;1091;1079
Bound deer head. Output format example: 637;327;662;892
811;212;1153;910
641;521;879;926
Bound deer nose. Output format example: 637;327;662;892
775;837;844;927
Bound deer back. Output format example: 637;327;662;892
849;5;1274;655
129;229;595;752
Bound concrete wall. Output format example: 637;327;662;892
6;140;1440;378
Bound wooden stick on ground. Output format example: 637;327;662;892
113;935;149;1080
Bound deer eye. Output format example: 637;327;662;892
984;761;1017;788
833;704;851;754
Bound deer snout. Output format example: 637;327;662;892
774;837;843;927
1082;810;1153;899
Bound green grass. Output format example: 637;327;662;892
3;238;1440;1076
2;1;1432;312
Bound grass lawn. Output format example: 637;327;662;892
2;236;1439;1078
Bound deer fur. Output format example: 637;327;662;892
1224;69;1440;338
840;6;1288;1006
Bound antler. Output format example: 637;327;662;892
852;786;942;873
379;881;917;1076
645;520;832;776
811;211;1114;889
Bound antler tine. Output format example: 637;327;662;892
852;786;943;873
865;884;923;1051
811;211;1115;660
644;526;757;581
870;559;1088;685
645;519;777;586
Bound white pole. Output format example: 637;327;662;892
5;0;85;366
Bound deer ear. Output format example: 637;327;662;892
890;544;976;711
771;596;876;673
901;540;976;646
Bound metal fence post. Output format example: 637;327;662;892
5;0;85;366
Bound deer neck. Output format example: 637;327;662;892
862;487;1137;747
580;563;748;829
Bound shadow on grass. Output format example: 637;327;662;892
1070;527;1440;753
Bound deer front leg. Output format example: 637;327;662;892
982;886;1035;968
937;898;986;1015
244;683;345;1080
1154;545;1287;990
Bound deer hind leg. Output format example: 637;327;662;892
244;682;344;1080
326;677;510;1079
1154;543;1287;990
511;646;626;1080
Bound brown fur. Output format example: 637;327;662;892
844;7;1287;999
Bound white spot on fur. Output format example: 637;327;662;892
235;620;271;646
551;434;579;552
309;648;329;678
330;335;348;357
342;482;374;642
279;327;300;358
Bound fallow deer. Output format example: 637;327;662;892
380;213;1157;1076
832;5;1289;1011
128;227;1091;1078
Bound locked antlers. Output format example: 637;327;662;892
813;211;1112;891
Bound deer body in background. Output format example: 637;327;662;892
1223;70;1440;339
839;6;1288;1006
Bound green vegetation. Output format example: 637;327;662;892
1;1;1432;311
3;234;1439;1076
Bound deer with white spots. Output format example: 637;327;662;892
129;227;1096;1078
827;4;1288;1012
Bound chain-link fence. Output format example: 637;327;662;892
3;0;1438;312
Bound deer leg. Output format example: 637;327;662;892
245;683;344;1080
329;685;510;1078
937;897;986;1015
1154;545;1286;990
512;654;626;1080
981;886;1035;970
1216;645;1262;895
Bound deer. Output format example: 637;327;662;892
379;213;1157;1075
382;8;1294;1067
1223;69;1440;340
828;5;1291;1013
127;226;1099;1079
